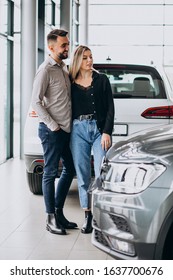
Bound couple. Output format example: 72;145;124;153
31;29;114;235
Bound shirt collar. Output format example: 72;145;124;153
48;55;65;68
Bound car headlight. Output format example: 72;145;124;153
102;162;166;194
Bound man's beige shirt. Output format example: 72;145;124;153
31;56;71;132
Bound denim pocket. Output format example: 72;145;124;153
38;123;49;144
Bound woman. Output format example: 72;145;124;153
69;45;114;234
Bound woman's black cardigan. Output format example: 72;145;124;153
91;70;115;136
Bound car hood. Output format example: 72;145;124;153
107;124;173;164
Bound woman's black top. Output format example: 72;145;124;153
71;70;115;136
72;84;96;118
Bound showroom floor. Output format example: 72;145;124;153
0;158;113;260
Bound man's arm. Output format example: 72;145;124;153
31;68;60;131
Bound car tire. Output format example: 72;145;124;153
26;171;43;195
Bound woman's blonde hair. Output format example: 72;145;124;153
69;45;91;82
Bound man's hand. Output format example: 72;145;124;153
53;126;61;131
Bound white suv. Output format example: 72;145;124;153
24;63;173;194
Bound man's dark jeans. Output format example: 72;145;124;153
38;123;75;213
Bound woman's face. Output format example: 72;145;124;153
80;50;93;71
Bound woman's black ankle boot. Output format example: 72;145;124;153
81;210;93;234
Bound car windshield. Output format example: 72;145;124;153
94;64;166;99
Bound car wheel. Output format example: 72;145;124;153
26;171;43;195
162;223;173;260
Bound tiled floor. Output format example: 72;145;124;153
0;158;113;260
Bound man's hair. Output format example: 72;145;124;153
47;29;68;42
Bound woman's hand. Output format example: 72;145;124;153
101;133;111;151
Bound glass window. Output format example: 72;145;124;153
45;0;60;27
0;0;21;162
0;0;8;34
13;1;21;157
54;0;60;27
45;0;60;57
72;0;79;46
94;64;166;99
45;0;52;25
0;0;8;163
0;36;7;163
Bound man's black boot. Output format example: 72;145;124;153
55;208;78;229
81;210;93;234
46;214;66;235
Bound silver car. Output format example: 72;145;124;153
91;124;173;260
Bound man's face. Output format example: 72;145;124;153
49;36;70;61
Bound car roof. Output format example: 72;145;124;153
93;63;163;79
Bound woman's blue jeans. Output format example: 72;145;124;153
70;119;106;209
38;123;75;214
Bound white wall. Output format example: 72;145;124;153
84;0;173;66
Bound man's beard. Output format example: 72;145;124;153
58;52;68;60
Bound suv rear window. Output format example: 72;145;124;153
94;64;166;99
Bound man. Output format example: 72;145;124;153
31;29;77;235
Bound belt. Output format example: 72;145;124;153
77;114;94;121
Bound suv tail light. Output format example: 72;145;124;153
141;106;173;119
29;110;38;117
